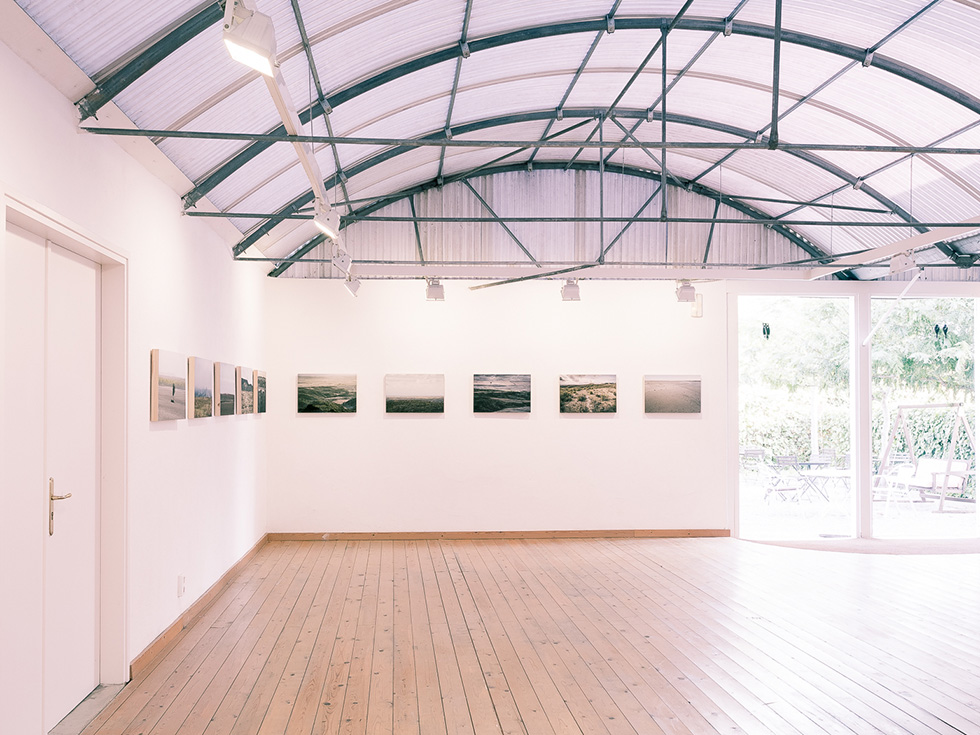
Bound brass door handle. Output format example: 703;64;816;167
49;478;72;536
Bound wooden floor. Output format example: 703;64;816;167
83;538;980;735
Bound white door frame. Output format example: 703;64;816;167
3;193;129;686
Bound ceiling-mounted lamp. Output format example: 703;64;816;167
313;198;341;241
344;275;360;297
561;279;581;301
889;250;918;275
331;247;352;275
222;0;278;77
426;279;445;301
675;280;697;302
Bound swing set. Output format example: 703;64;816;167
875;402;976;510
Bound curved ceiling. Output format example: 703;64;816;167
14;0;980;281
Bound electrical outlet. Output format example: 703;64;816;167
177;575;186;598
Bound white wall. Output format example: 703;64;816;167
0;30;269;706
265;277;729;532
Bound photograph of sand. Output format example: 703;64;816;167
473;374;531;413
150;349;186;421
237;367;255;414
216;362;236;416
644;376;702;414
559;374;617;413
297;374;357;413
188;357;213;418
385;374;445;413
255;371;267;413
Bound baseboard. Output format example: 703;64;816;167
268;529;730;541
128;533;269;680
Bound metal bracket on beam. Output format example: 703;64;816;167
863;49;875;67
459;41;471;58
646;108;655;123
556;107;563;121
445;127;453;140
724;18;733;36
606;15;616;33
853;178;864;190
527;161;533;172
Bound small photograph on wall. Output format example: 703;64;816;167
297;374;356;413
255;371;267;413
216;362;236;416
473;374;531;413
188;357;214;418
150;349;186;421
385;374;445;413
559;374;617;413
644;376;702;414
237;367;255;414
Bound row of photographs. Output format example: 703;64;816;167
150;349;266;421
298;374;702;414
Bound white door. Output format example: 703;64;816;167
4;225;102;732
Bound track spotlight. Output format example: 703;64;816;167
313;198;341;240
344;275;360;297
561;279;580;301
675;280;696;302
331;247;352;275
426;279;445;301
889;251;918;275
222;0;278;77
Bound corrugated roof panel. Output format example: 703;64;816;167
862;162;980;234
456;34;594;91
304;0;464;96
780;0;927;50
14;0;204;76
467;0;610;39
873;1;980;110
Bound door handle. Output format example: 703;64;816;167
49;477;72;536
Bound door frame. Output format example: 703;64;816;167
3;193;129;686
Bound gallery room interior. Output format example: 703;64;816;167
1;0;979;732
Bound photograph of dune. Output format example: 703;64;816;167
188;356;213;418
150;349;186;421
237;367;254;414
297;374;356;413
216;362;236;416
474;374;531;413
255;371;267;413
559;374;617;413
385;374;444;413
644;376;702;414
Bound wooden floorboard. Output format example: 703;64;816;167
84;539;980;735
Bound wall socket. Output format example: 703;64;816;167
177;575;186;598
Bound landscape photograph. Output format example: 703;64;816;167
217;362;236;416
297;374;357;413
255;371;267;413
473;374;531;413
559;374;617;413
644;376;702;414
238;367;255;414
188;356;213;418
386;374;445;413
150;349;186;421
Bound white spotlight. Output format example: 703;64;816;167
331;248;352;275
675;280;696;302
344;276;360;297
561;279;580;301
426;279;445;301
313;198;341;240
889;250;918;275
222;0;278;77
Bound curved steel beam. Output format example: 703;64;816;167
182;15;980;207
76;1;222;121
231;107;919;259
264;160;852;280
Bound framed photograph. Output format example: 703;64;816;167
297;374;356;413
215;362;237;416
150;349;186;421
255;370;267;414
559;374;616;413
188;357;214;418
473;374;531;413
385;374;444;413
237;367;254;414
644;376;702;414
